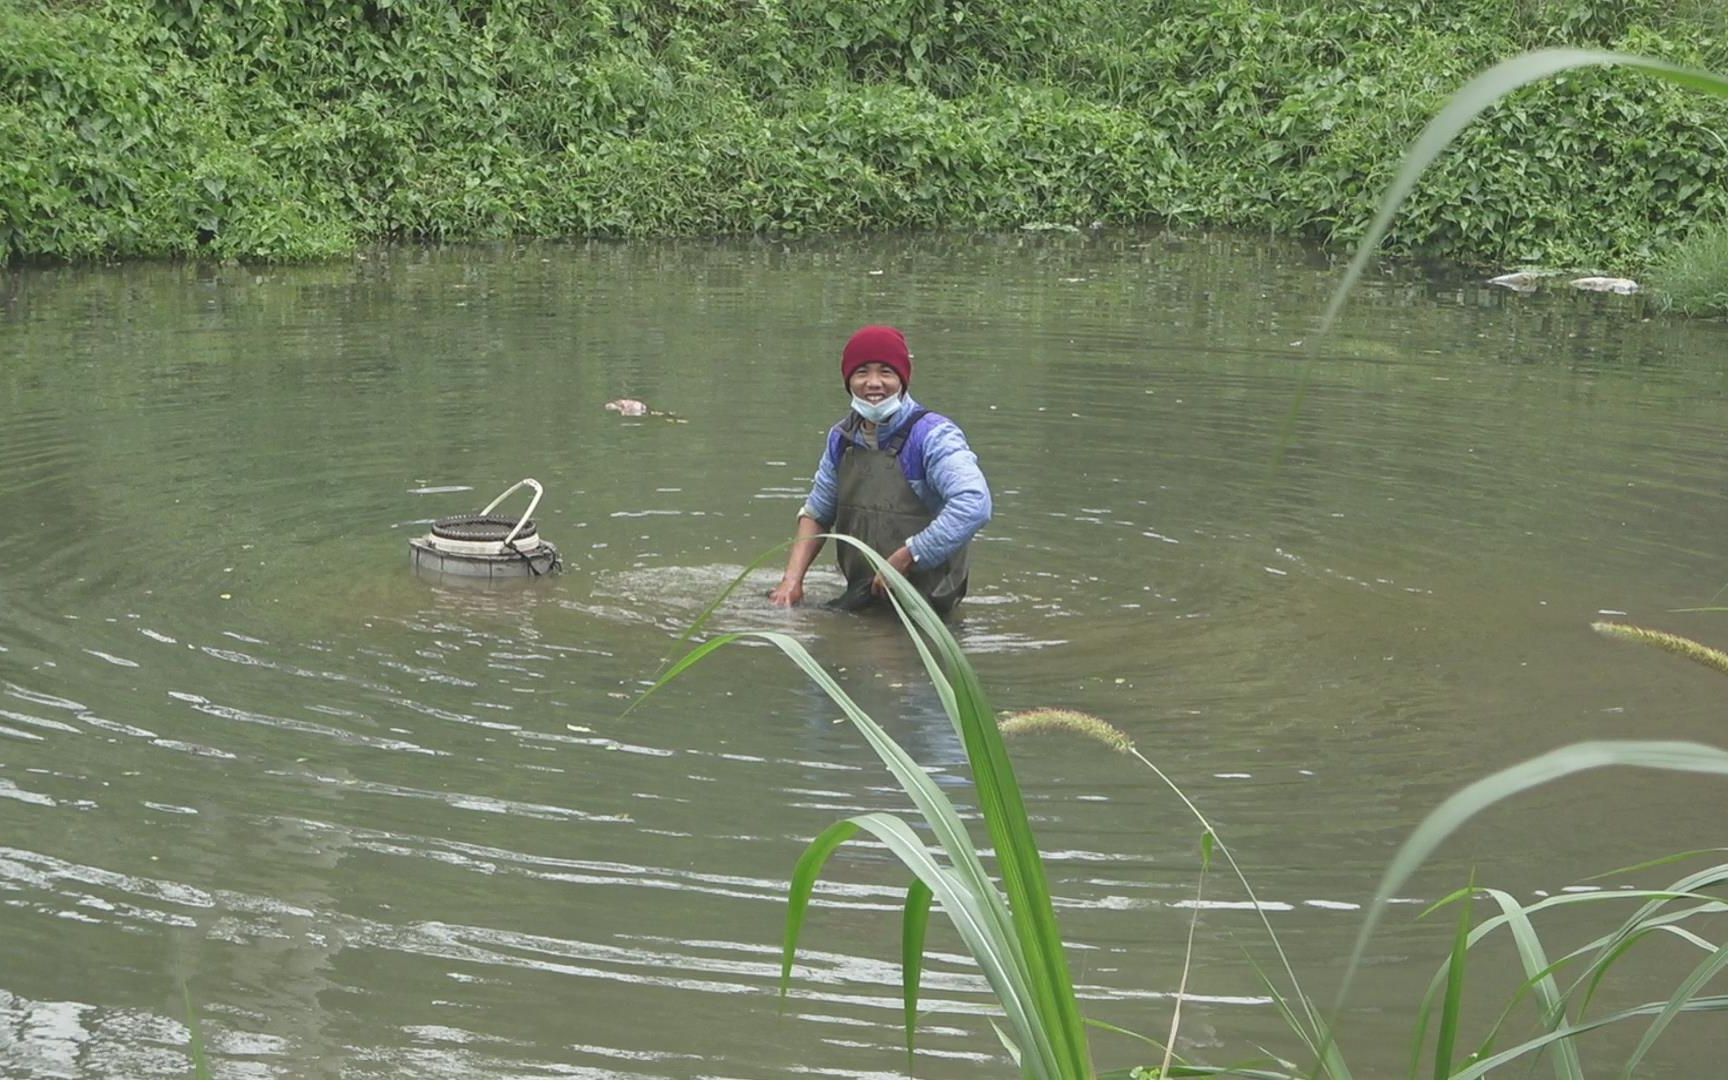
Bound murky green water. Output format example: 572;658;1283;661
3;233;1726;1077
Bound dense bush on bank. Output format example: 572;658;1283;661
4;0;1728;266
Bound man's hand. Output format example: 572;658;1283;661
767;577;805;607
871;546;917;598
770;516;826;608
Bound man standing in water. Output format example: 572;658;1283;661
768;325;992;616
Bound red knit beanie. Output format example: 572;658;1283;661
841;325;912;388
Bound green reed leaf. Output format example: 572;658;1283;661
783;819;863;996
182;983;211;1080
903;877;933;1068
1579;900;1726;1015
1334;740;1728;1065
1477;888;1583;1080
1431;878;1473;1080
1320;49;1728;338
1450;996;1728;1080
1084;1015;1171;1054
844;811;1048;1076
644;583;1067;1076
1568;860;1728;1012
1583;849;1728;882
1620;940;1728;1078
834;534;1092;1077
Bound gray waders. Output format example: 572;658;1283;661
827;412;970;618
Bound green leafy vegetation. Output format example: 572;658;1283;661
7;0;1728;266
645;542;1728;1076
1649;220;1728;316
630;33;1728;1077
1315;47;1728;335
643;536;1092;1077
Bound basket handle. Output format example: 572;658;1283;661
480;479;544;548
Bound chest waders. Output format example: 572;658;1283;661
827;411;970;618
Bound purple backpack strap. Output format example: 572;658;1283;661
897;411;946;485
824;417;855;469
826;410;945;485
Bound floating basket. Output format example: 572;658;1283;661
431;513;542;550
410;479;560;580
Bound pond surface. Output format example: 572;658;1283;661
2;233;1726;1078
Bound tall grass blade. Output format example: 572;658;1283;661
1477;888;1583;1080
1336;740;1728;1030
1620;940;1728;1077
1084;1016;1171;1054
991;1019;1025;1069
1408;887;1569;1080
903;877;934;1067
782;819;864;994
1431;878;1473;1080
1585;849;1728;881
1245;954;1341;1079
1124;746;1340;1074
1567;860;1728;1012
1414;883;1725;1029
637;622;1002;940
838;535;1092;1076
181;984;211;1080
1319;49;1728;337
800;810;1050;1074
623;632;748;719
661;538;794;662
880;584;959;729
639;576;1072;1075
1450;996;1728;1080
1578;899;1726;1013
1101;1070;1294;1080
1162;833;1215;1080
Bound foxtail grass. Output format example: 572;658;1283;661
999;706;1342;1075
1592;621;1728;678
1000;708;1134;755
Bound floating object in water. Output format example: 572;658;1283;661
604;398;688;423
1487;271;1546;293
409;479;561;580
1569;276;1639;295
1489;270;1638;296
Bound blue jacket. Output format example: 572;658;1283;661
798;394;992;566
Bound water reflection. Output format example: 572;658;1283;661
1;232;1725;1077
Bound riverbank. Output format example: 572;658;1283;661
5;0;1728;268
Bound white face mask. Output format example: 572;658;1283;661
850;392;904;424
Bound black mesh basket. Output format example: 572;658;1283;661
431;513;539;543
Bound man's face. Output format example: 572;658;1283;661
848;362;903;404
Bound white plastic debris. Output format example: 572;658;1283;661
1488;271;1544;292
1568;276;1639;295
